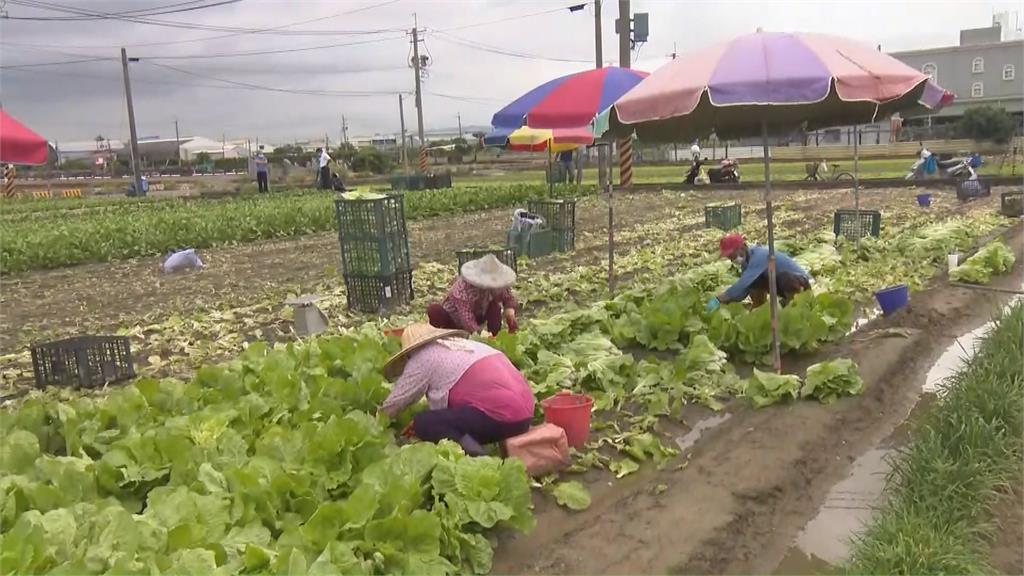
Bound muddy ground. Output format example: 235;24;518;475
491;222;1024;575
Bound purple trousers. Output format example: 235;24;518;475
413;406;530;451
426;301;503;336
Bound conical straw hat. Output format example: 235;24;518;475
382;323;467;380
460;253;516;290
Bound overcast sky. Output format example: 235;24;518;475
1;0;1020;144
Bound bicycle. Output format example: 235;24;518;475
803;161;855;182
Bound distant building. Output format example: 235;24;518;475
891;21;1023;124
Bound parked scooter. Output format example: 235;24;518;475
708;159;740;183
685;157;705;185
945;153;983;180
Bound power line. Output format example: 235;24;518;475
4;0;404;38
140;60;409;97
4;0;242;21
137;34;406;60
0;57;108;69
435;3;587;32
431;31;592;64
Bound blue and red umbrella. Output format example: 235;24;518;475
485;66;648;149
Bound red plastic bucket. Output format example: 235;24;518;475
540;391;594;449
384;327;405;338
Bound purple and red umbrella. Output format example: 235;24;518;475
485;66;649;148
612;31;954;140
610;31;954;374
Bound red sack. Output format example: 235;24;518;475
501;423;570;477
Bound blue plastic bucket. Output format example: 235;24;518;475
916;193;932;207
874;284;909;315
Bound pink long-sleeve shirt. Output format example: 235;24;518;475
381;339;534;422
441;276;517;333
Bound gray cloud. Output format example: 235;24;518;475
1;0;1019;143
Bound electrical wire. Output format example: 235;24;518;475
4;0;405;38
0;56;108;69
136;33;407;60
435;3;586;32
140;60;409;97
431;31;591;64
5;0;243;21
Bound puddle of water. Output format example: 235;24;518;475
923;321;995;393
673;413;731;453
789;448;891;566
849;307;882;334
774;546;840;575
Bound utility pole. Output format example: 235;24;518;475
618;0;630;68
120;47;143;196
221;132;226;159
398;93;409;174
341;115;349;144
411;15;427;173
174;119;181;167
457;112;463;140
594;0;607;189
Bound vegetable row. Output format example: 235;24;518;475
1;184;591;273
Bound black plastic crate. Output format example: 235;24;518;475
335;195;411;276
833;209;882;240
31;335;135;389
956;179;992;202
456;247;518;275
1001;191;1023;217
527;199;576;252
344;270;414;313
425;173;453;189
704;203;742;230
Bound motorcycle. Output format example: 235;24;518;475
708;159;740;183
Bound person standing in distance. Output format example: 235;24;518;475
254;145;269;193
317;147;332;190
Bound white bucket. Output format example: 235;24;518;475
948;253;959;272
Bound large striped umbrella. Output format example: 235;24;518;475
610;31;953;373
485;66;649;148
612;31;953;140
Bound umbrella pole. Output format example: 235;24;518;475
762;122;782;374
853;125;861;244
548;144;554;196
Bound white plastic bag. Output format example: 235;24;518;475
163;248;204;273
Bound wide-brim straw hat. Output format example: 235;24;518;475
382;323;467;381
460;253;517;290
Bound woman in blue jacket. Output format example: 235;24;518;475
706;233;812;311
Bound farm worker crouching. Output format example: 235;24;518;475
427;254;519;336
380;323;535;456
706;233;812;312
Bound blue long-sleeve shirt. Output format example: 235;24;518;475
722;245;810;302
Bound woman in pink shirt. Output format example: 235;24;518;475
426;254;519;336
381;323;535;456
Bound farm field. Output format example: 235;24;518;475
1;180;1022;574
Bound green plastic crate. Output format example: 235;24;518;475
833;209;881;240
527;199;576;252
507;228;556;259
456;247;518;275
704;203;742;231
335;195;413;311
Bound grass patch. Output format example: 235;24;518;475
846;302;1024;574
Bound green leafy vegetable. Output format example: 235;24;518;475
744;369;802;408
550;481;591;511
801;359;864;403
950;240;1016;284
